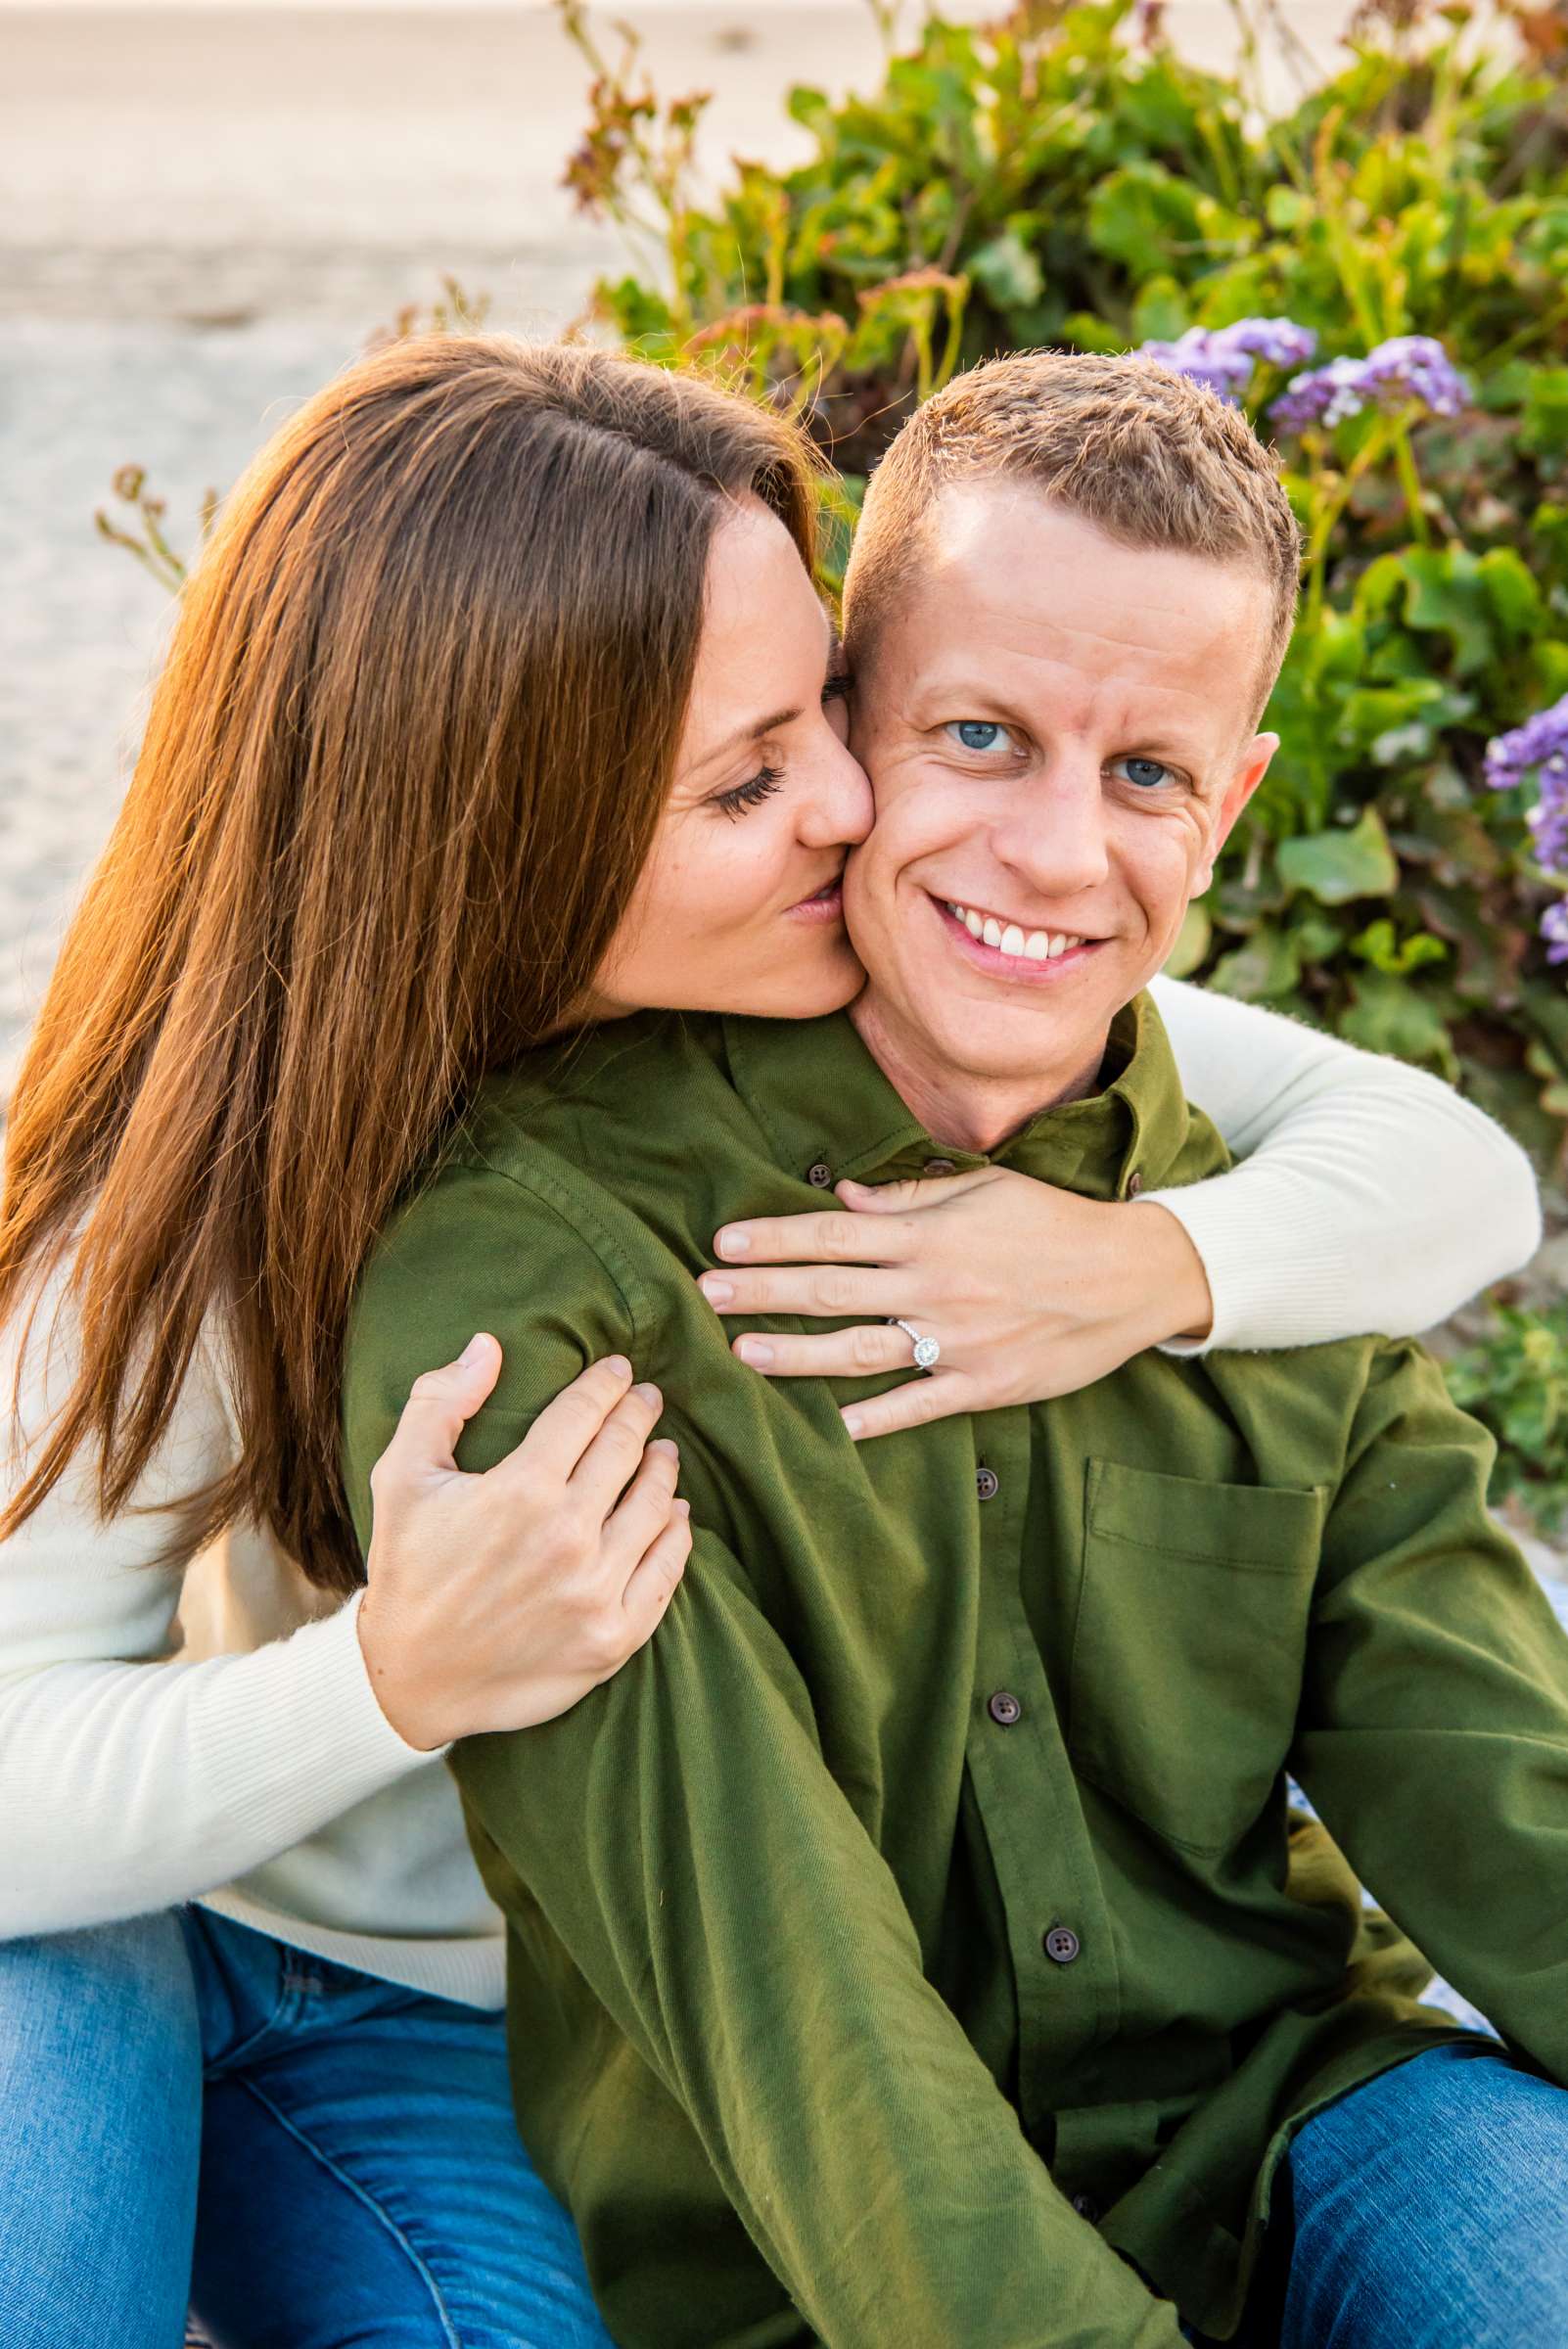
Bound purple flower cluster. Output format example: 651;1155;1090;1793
1543;901;1568;966
1484;691;1568;963
1137;317;1317;403
1484;693;1568;798
1270;335;1470;433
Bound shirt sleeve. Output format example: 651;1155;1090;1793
1290;1340;1568;2078
1144;977;1542;1354
343;1157;1186;2349
0;1261;436;1941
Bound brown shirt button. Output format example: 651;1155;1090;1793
1127;1170;1143;1198
1043;1924;1081;1965
988;1690;1022;1727
807;1161;833;1188
924;1157;957;1177
975;1467;999;1502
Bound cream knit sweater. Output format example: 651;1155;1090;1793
0;980;1542;2006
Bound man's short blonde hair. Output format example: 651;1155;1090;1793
844;350;1302;721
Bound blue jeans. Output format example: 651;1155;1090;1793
1190;2040;1568;2348
0;1907;614;2349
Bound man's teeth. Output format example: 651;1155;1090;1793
947;903;1084;961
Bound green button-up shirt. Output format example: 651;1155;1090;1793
343;995;1568;2349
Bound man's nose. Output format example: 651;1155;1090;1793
799;733;875;851
992;763;1110;898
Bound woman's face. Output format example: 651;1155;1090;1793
586;494;874;1023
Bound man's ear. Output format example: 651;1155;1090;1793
1193;733;1278;894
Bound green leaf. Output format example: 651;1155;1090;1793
1332;677;1452;763
1086;162;1205;272
1277;809;1401;905
1130;274;1188;345
1522;369;1568;470
967;229;1044;310
1340;970;1455;1070
1061;311;1127;356
1351;919;1449;976
1400;547;1498;678
597;275;674;343
1480;546;1545;640
1210;925;1302;1000
1289;911;1345;965
1530;503;1568;590
1162;899;1212;980
1265;186;1308;231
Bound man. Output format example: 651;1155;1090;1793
344;355;1568;2348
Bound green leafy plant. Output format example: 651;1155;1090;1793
1447;1299;1568;1538
100;2;1568;1174
562;0;1568;1170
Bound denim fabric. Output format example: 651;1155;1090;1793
1275;2041;1568;2348
0;1906;614;2349
1183;2041;1568;2348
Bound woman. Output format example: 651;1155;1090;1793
0;334;1538;2349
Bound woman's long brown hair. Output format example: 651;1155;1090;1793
0;335;819;1595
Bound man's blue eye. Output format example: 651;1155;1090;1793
1117;757;1173;790
947;721;1008;753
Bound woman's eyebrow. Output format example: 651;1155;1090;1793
693;705;806;772
694;617;847;770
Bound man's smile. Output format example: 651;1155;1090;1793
930;893;1106;980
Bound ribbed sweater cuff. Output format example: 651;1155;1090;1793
1137;1178;1352;1358
190;1592;447;1865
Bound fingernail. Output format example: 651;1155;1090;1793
605;1356;632;1379
716;1227;752;1258
633;1381;662;1407
734;1336;773;1367
841;1407;864;1439
699;1275;735;1307
674;1497;691;1518
648;1438;679;1459
459;1333;489;1367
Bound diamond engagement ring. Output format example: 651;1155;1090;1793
888;1318;942;1372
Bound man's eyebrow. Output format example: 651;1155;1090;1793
909;677;1028;721
909;675;1205;754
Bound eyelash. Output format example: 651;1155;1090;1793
713;764;784;820
710;668;847;820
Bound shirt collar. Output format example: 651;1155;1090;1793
720;990;1197;1204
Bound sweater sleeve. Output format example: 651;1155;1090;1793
0;1264;433;1941
1144;976;1542;1355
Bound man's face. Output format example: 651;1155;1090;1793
843;485;1278;1104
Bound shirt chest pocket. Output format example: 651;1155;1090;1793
1067;1458;1327;1859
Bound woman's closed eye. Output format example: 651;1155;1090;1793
712;764;784;819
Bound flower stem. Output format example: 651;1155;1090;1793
1388;422;1430;548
